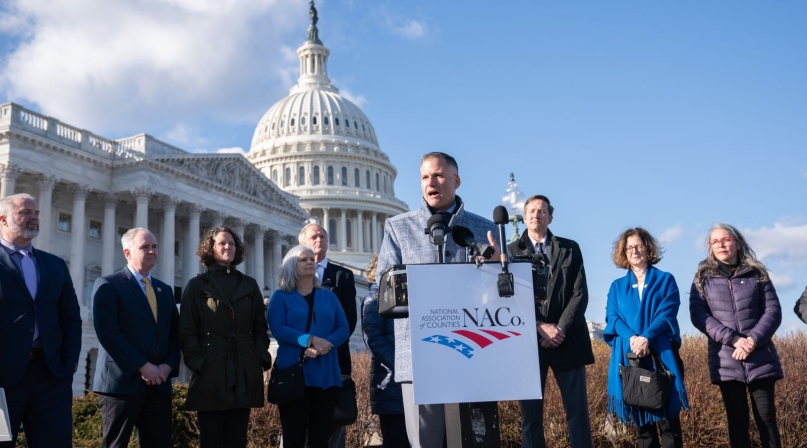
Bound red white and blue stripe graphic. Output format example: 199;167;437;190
421;329;522;359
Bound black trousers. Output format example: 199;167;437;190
278;386;338;448
0;357;73;448
97;387;173;448
637;418;683;448
197;408;251;448
636;341;685;448
379;414;410;448
718;378;781;448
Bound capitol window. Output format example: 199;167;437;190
334;117;340;126
327;166;334;185
345;119;350;128
324;116;330;126
284;167;291;187
341;167;348;186
272;122;276;130
301;116;306;126
328;219;337;246
280;120;285;128
272;169;278;184
312;116;318;125
365;170;370;189
313;166;320;185
354;168;360;187
58;213;72;232
290;118;295;127
361;123;365;131
376;173;380;191
298;166;305;186
89;220;102;239
354;121;358;130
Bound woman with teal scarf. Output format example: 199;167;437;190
603;228;689;448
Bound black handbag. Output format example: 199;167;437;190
620;352;672;411
267;294;315;405
332;375;358;426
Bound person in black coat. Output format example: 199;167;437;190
361;255;409;448
506;195;594;448
794;285;807;324
298;223;357;448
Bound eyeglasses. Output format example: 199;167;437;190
709;237;733;247
625;244;646;253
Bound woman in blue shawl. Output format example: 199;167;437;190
603;228;689;448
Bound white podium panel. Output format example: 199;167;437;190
408;262;542;405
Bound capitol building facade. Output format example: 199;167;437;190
0;14;406;396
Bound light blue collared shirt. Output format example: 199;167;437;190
126;265;153;297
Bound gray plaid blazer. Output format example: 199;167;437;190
376;197;495;382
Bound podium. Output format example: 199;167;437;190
406;263;541;446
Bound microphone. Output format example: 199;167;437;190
452;225;495;260
425;213;448;246
493;206;514;297
493;206;510;270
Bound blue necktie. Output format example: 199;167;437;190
19;249;39;341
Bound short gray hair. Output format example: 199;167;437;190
298;223;327;245
120;228;153;251
278;245;320;293
0;193;36;218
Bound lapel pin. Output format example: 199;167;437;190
156;287;162;293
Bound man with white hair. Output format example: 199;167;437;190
92;227;180;448
0;193;82;447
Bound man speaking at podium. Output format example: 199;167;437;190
376;152;497;447
507;195;594;448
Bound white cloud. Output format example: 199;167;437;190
0;0;308;136
215;147;246;155
768;272;795;290
374;7;432;41
339;88;367;108
743;222;807;264
394;20;426;40
160;123;207;148
659;225;682;245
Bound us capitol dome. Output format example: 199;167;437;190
247;5;408;268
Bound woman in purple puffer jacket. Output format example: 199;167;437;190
690;223;782;448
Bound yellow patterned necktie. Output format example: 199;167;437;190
141;277;158;321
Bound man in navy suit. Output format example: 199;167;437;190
0;193;82;448
92;227;180;448
298;222;357;448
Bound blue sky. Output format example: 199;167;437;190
1;0;805;333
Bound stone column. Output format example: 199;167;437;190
183;204;204;289
339;209;347;252
210;212;225;228
253;227;266;289
69;185;92;308
322;208;330;232
159;197;179;287
131;188;153;229
371;212;378;252
233;219;247;273
35;174;59;252
356;210;364;253
272;233;283;290
101;194;118;276
0;163;23;198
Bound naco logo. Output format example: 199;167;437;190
421;307;526;359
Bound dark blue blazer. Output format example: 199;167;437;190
92;267;180;395
0;247;82;387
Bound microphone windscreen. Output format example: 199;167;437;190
427;214;446;229
451;225;474;247
493;206;509;225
